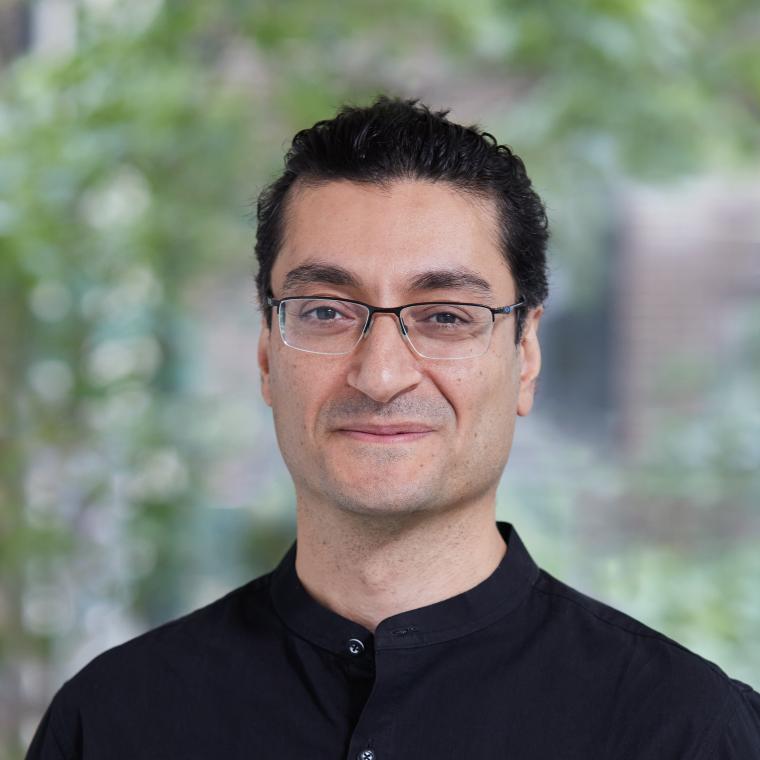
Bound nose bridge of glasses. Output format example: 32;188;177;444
364;307;408;337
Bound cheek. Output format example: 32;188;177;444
269;353;334;445
269;355;309;440
449;362;516;444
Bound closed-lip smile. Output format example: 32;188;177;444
336;422;435;441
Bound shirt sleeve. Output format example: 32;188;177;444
711;679;760;759
25;687;79;760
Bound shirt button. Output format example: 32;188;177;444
347;638;365;655
357;751;375;760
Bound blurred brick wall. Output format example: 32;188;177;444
614;176;760;456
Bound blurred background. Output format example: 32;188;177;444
1;0;759;755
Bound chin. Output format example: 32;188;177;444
327;484;440;518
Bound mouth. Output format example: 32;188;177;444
336;423;435;443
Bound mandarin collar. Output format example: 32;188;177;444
269;521;539;655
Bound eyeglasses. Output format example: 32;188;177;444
267;296;525;360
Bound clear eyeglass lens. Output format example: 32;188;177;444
280;298;368;355
279;298;494;359
402;303;493;359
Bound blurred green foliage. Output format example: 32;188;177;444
1;0;759;755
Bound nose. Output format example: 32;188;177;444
346;311;423;403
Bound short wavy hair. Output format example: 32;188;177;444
254;96;549;344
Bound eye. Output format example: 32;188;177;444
305;306;341;320
289;299;368;329
428;311;467;324
411;305;473;325
296;300;353;321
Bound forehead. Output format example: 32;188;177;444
271;179;514;298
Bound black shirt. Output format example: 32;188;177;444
26;522;760;759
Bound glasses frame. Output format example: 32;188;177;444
266;295;526;359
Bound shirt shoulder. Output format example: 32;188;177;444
77;571;275;680
26;572;276;760
711;679;760;759
530;569;760;757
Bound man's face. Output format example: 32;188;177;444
258;179;542;519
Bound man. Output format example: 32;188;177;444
27;97;760;759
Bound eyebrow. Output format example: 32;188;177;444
280;261;494;298
408;268;493;297
281;263;361;294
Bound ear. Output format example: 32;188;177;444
257;322;273;408
516;306;543;417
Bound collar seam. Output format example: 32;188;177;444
375;566;538;650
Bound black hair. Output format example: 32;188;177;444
254;95;549;344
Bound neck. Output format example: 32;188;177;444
293;499;507;632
